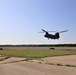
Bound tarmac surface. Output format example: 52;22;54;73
0;55;76;75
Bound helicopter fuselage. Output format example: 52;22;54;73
40;29;68;40
44;32;60;40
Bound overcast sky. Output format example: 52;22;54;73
0;0;76;44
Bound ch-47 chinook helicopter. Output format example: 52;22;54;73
39;29;68;40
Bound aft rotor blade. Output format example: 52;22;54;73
59;30;68;33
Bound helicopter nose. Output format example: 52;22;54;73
44;35;47;37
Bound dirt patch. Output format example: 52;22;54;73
0;55;76;75
29;55;76;67
0;55;76;67
0;60;76;75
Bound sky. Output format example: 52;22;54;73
0;0;76;45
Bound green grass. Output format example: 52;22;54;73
0;50;76;58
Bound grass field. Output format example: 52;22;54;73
0;47;76;58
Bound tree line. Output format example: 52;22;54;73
0;44;76;47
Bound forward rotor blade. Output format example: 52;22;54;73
39;29;46;33
59;30;68;33
42;29;56;32
38;29;47;33
42;29;47;32
39;32;44;33
47;31;57;32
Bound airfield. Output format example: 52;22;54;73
0;46;76;75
